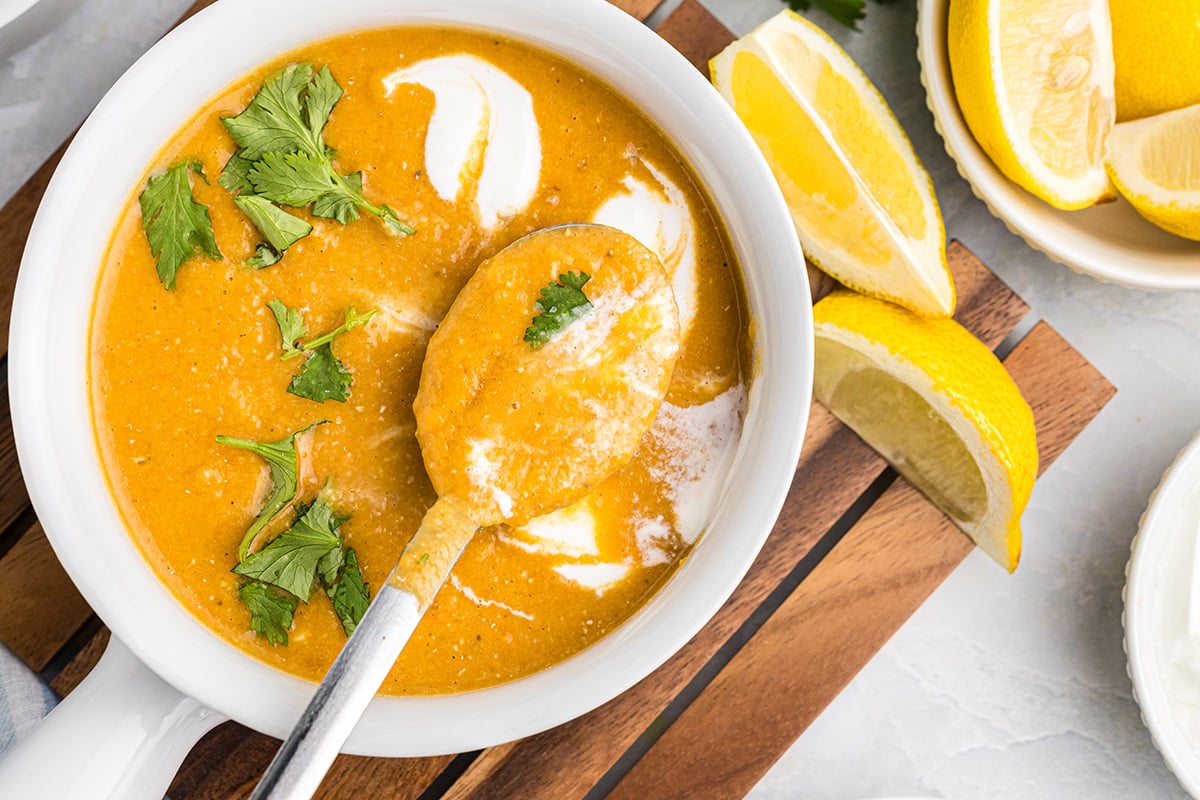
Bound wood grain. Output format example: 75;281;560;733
608;322;1117;799
0;523;92;670
654;0;731;72
608;0;665;21
0;388;30;537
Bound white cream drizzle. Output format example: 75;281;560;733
449;574;533;621
497;385;745;598
592;160;699;340
382;55;542;232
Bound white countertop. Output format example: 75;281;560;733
3;0;1198;797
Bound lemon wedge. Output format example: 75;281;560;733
813;291;1038;571
948;0;1116;209
710;10;954;319
1110;0;1200;122
1106;104;1200;241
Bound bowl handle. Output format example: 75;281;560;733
0;635;227;797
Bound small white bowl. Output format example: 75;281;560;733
0;0;82;59
1125;431;1200;798
917;0;1200;290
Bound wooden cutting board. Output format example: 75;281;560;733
0;1;1115;797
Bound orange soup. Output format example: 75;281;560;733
90;26;750;695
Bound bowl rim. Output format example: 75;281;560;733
8;0;813;756
1125;429;1200;798
916;0;1200;291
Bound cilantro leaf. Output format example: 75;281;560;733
233;498;344;601
221;62;414;237
216;422;325;560
268;304;377;402
249;150;344;208
239;581;298;646
232;194;312;257
218;151;255;195
246;243;284;269
223;63;324;161
288;343;353;403
786;0;900;30
267;299;308;358
138;161;222;290
524;272;593;347
327;548;369;636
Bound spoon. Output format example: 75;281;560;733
249;223;681;799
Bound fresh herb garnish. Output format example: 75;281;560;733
327;548;369;636
787;0;900;31
138;161;222;290
216;422;325;560
239;581;298;646
232;194;312;267
220;62;414;264
267;301;377;403
524;271;593;347
233;496;371;639
233;497;344;602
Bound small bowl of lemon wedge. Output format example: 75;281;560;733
918;0;1200;290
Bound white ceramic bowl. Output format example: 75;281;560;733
917;0;1200;290
1125;430;1200;798
3;0;812;793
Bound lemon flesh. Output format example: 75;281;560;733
813;291;1038;571
1110;0;1200;122
1107;104;1200;241
948;0;1115;209
711;10;953;318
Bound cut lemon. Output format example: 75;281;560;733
1107;104;1200;241
1110;0;1200;122
710;10;954;318
813;291;1038;571
948;0;1116;209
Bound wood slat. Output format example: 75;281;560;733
437;247;1031;799
0;523;92;670
608;0;665;21
654;0;731;72
0;386;30;537
608;322;1117;799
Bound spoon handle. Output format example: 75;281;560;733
250;497;478;800
249;581;420;800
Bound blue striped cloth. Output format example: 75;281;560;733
0;642;56;757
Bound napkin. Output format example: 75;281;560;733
0;641;56;757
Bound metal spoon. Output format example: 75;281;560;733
249;224;681;800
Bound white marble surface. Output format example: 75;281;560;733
2;1;1199;798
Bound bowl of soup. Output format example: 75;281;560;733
8;0;811;766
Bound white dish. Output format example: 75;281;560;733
1125;430;1200;798
0;0;82;59
0;0;813;795
917;0;1200;290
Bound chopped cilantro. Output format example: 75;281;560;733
233;498;344;602
220;62;415;252
326;548;370;636
787;0;901;31
138;161;222;290
267;302;377;402
216;421;325;560
288;343;353;403
239;581;298;646
524;272;592;347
